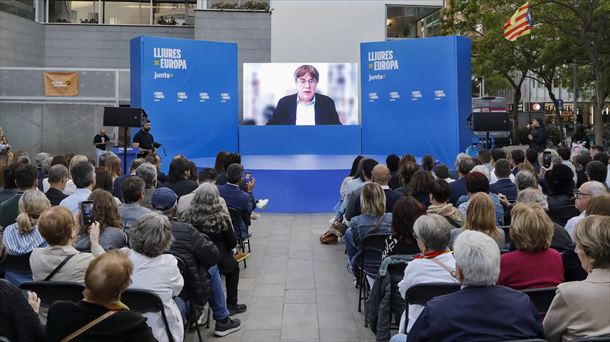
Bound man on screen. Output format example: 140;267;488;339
267;65;342;125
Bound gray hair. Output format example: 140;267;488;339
136;162;157;188
98;151;116;167
48;164;68;184
471;165;490;181
413;213;452;251
453;230;500;286
179;182;231;234
128;212;174;258
515;170;537;191
35;153;53;173
581;181;608;197
516;188;549;211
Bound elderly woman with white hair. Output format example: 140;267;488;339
396;214;459;334
515;188;572;252
125;212;184;342
404;230;544;342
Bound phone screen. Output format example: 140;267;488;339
80;201;95;226
543;152;552;168
244;172;252;183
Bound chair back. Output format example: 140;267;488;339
387;262;408;325
498;226;512;250
122;288;175;342
359;233;390;277
499;339;547;342
19;281;85;307
0;253;32;274
405;282;461;306
522;287;557;316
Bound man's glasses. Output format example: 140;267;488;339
296;78;317;86
574;190;592;199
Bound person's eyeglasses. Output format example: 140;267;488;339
574;190;592;199
296;78;317;86
412;232;419;240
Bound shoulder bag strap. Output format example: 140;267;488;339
429;256;457;278
44;254;77;281
60;310;118;342
371;214;386;232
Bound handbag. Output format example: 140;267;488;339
319;220;347;244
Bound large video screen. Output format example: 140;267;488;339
243;63;359;125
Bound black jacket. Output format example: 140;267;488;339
267;93;341;125
192;216;239;274
547;195;580;227
159;179;198;198
46;301;155;342
45;188;68;206
168;219;220;311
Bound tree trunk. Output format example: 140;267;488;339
511;86;522;142
593;66;605;146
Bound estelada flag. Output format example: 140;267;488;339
503;2;532;41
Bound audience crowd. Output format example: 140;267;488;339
0;142;609;342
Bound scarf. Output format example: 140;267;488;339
427;203;464;227
415;249;451;259
84;296;129;311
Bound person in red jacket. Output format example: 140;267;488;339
497;203;564;289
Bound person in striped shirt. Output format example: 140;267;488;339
2;190;50;255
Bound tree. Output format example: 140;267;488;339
538;0;610;145
443;0;540;140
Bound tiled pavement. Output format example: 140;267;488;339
187;213;377;342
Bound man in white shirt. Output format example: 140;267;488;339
565;181;607;238
267;65;341;125
59;161;95;214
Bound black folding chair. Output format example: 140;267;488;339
0;252;32;274
228;207;250;268
499;339;547;342
499;226;512;251
404;282;461;333
522;287;557;316
173;255;204;342
356;233;390;313
122;289;175;342
19;281;85;307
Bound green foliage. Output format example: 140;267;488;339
546;124;563;146
210;1;269;11
517;126;531;145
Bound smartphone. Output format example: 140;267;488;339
543;151;552;168
80;201;95;226
244;172;252;184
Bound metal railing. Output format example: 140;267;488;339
0;67;130;105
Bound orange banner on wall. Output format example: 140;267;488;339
44;72;79;96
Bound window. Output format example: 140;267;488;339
0;0;35;19
153;0;194;25
104;0;150;24
386;5;442;39
50;0;99;23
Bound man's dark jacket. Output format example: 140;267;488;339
490;178;518;202
408;285;544;342
168;219;220;312
267;94;341;125
449;177;467;206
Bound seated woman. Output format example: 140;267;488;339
381;196;425;260
74;189;127;252
456;171;504;226
544;163;580;226
30;206;104;283
408;170;435;207
345;183;392;276
93;170;122;205
45;251;155;341
398;231;544;342
497;203;564;289
125;212;183;342
397;214;459;334
0;280;44;341
180;183;248;315
427;179;463;228
2;190;50;285
450;192;506;250
543;215;610;341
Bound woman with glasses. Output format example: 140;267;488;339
267;64;341;125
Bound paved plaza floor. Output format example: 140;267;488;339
188;213;377;342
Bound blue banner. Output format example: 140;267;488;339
360;36;472;165
130;36;238;165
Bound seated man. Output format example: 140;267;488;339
0;163;38;228
135;162;157;209
218;164;253;239
45;164;69;206
489;159;518;202
405;230;544;341
59;160;95;214
118;176;151;230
